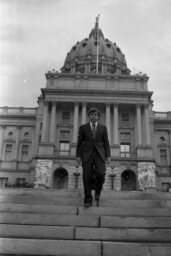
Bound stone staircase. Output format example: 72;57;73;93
0;188;171;256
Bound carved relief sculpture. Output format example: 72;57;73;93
138;162;156;191
35;160;52;188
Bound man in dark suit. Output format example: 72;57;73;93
76;107;111;207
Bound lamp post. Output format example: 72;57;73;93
109;165;116;190
73;164;81;189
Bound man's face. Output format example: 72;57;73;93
89;111;99;123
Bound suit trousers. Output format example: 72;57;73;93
82;148;106;200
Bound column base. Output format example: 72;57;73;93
145;186;157;192
38;142;55;155
111;144;120;157
136;146;153;159
34;182;49;189
70;143;77;156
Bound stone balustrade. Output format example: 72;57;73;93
0;107;37;115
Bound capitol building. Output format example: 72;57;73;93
0;19;171;192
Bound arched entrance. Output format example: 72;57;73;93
53;168;68;189
121;170;136;191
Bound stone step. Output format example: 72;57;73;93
0;194;82;205
1;203;171;217
0;212;99;227
75;227;171;242
102;242;171;256
79;206;171;217
0;238;101;256
1;194;171;208
98;199;171;207
1;188;171;200
0;188;81;197
101;216;171;228
0;203;77;214
1;212;171;229
0;224;74;240
1;224;171;243
0;239;171;256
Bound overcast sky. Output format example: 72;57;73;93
0;0;171;111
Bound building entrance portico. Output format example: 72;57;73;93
121;170;137;191
53;168;68;189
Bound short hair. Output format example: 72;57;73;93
88;107;100;117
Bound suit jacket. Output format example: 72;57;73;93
76;123;111;163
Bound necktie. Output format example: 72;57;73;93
91;123;96;138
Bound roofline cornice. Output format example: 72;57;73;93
41;88;153;98
45;72;149;82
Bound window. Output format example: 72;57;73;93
120;143;130;158
4;144;13;160
60;141;70;156
8;132;13;137
60;131;70;140
121;112;129;122
62;111;70;121
106;43;111;48
24;132;29;138
21;145;29;161
82;43;87;47
161;182;170;192
0;177;8;187
160;136;165;142
160;149;167;166
16;178;26;186
120;132;131;140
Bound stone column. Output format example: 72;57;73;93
106;103;111;143
41;101;49;143
33;119;41;155
136;104;142;145
81;102;87;125
0;125;5;160
49;102;57;143
169;131;171;165
14;126;21;160
113;103;119;145
73;102;79;143
144;104;151;146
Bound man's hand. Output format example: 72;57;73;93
106;157;111;165
76;157;82;167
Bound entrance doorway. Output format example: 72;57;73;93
53;168;68;189
121;170;136;191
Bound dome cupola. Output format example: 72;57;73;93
61;17;130;75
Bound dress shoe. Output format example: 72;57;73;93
84;199;92;208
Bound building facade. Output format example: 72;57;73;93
0;20;171;191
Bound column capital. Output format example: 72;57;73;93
113;102;119;107
81;101;87;106
74;102;79;107
105;102;111;107
51;101;57;106
0;125;6;129
144;103;149;109
136;103;142;109
44;101;49;106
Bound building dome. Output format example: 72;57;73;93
61;18;130;75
